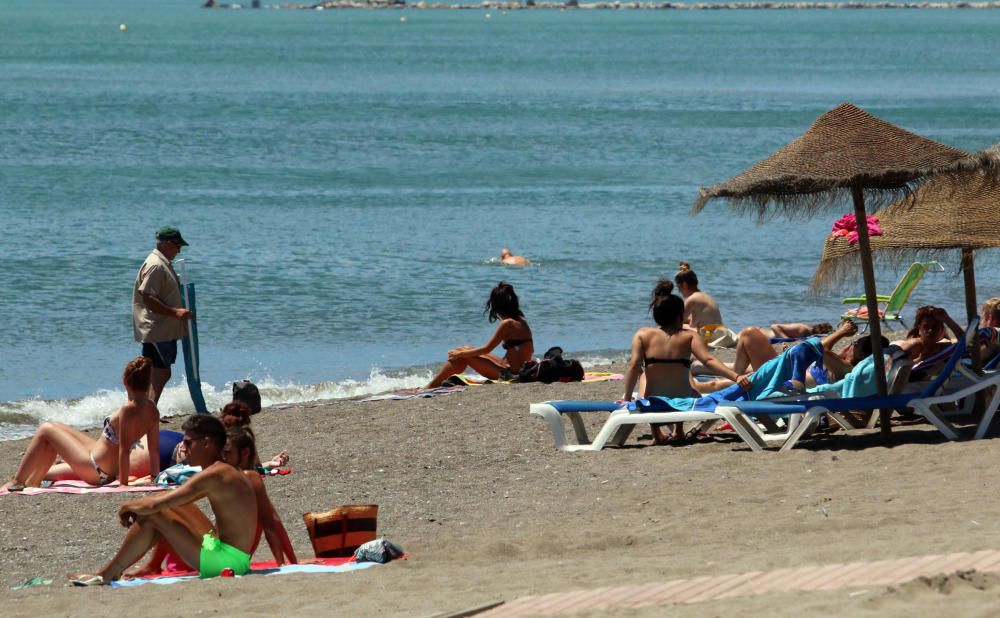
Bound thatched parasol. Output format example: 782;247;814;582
693;102;990;436
815;168;1000;372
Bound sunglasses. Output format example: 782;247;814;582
182;435;206;449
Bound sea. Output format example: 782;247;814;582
2;0;1000;439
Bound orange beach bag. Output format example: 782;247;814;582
302;505;378;558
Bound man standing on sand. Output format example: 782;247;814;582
133;226;194;403
69;415;258;585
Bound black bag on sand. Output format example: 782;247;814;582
517;347;585;384
232;380;262;414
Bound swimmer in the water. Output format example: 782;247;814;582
500;247;530;266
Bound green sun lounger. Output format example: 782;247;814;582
841;260;941;331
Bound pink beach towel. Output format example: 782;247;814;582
831;213;883;244
0;479;166;496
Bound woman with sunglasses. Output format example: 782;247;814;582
2;357;161;490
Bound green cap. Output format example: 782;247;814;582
155;226;188;246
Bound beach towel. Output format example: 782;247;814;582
1;479;166;496
627;338;825;413
356;385;466;403
109;557;384;588
441;372;622;387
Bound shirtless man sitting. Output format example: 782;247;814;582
124;424;297;578
674;262;723;332
69;415;257;585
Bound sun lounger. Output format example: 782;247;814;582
528;400;721;451
718;320;977;451
531;340;829;452
841;261;941;331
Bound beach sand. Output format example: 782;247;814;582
3;356;1000;617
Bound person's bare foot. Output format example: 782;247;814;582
1;479;25;492
263;451;289;469
123;563;162;580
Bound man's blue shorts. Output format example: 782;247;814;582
141;340;178;369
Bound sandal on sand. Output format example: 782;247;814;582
70;574;105;587
3;480;25;492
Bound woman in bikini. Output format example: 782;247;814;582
623;291;746;444
426;281;534;388
1;357;160;490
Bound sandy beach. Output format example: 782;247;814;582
3;352;1000;617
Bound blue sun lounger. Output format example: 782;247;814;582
716;319;979;452
529;339;827;451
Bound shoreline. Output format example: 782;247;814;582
211;1;1000;9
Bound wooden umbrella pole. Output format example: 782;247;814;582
962;248;982;372
851;185;891;436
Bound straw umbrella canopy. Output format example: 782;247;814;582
815;167;1000;370
693;102;989;436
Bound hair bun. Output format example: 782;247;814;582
678;261;691;272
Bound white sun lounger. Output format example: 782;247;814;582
529;400;722;452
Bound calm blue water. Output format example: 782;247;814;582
2;0;1000;436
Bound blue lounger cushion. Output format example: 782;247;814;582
545;400;623;413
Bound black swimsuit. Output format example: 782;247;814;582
644;357;692;368
503;338;533;350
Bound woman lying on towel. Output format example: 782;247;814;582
426;281;534;388
623;291;747;444
126;401;289;478
1;357;161;491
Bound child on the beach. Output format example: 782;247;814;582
426;282;534;388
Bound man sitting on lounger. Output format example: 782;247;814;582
69;414;257;585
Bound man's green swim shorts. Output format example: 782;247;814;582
199;533;251;578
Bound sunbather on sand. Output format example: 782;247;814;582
102;401;288;482
623;293;748;444
124;425;296;579
2;357;160;491
899;306;962;364
426;282;534;388
674;262;723;333
69;415;257;585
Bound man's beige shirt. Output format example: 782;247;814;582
132;249;186;343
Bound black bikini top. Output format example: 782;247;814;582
503;338;533;351
644;357;692;368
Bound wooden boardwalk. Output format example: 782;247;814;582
478;549;1000;617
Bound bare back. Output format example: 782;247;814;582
684;291;723;330
201;462;259;554
634;327;696;398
